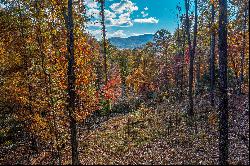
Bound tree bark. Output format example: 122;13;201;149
185;0;198;116
176;6;182;98
120;55;128;98
66;0;79;164
218;0;229;165
180;15;186;99
100;0;108;84
196;56;201;95
239;5;248;94
210;3;216;106
192;0;198;95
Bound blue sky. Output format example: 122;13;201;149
85;0;185;39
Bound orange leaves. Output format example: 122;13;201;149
210;0;218;8
126;68;146;94
59;47;67;53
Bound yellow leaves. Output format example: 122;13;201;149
0;42;6;56
34;113;47;129
76;75;89;86
0;0;99;144
52;29;57;35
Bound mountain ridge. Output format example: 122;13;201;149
109;34;154;49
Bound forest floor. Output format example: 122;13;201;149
1;93;249;165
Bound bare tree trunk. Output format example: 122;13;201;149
176;5;182;99
99;0;110;116
120;55;128;99
185;0;198;116
192;0;198;96
239;5;248;94
218;0;229;165
66;0;79;164
180;15;186;99
100;0;108;85
210;3;216;106
185;0;193;116
196;56;201;95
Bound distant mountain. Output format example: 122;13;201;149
109;34;154;49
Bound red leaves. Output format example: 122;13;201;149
100;74;122;101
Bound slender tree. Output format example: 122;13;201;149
210;2;216;106
185;0;198;116
119;52;128;98
66;0;79;164
196;56;201;95
99;0;108;84
180;14;186;99
218;0;229;164
176;4;182;97
239;4;248;94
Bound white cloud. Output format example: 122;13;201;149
107;0;138;27
141;11;149;17
86;8;100;19
86;0;158;29
108;30;126;38
87;29;127;40
88;29;101;36
116;12;132;26
130;32;154;37
84;0;98;9
105;9;116;19
109;18;133;27
110;0;138;14
86;21;101;27
87;29;102;40
87;14;133;28
134;17;159;24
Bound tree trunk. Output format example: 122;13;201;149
239;5;247;94
218;0;229;165
100;0;108;84
210;3;216;106
185;0;198;117
120;56;128;98
176;8;181;98
196;56;201;95
192;0;198;95
100;0;110;116
180;15;186;99
66;0;79;164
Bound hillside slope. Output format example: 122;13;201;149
109;34;154;49
5;94;247;165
